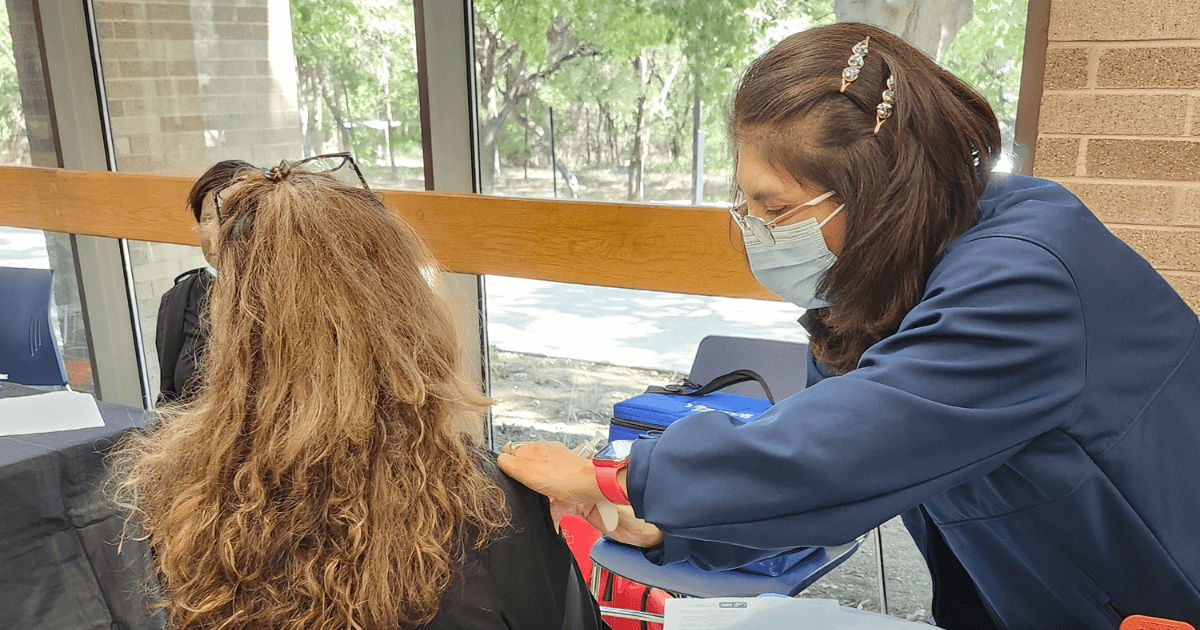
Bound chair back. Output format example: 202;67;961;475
0;267;69;387
687;335;808;401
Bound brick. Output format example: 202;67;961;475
235;6;269;23
111;21;143;39
107;100;125;117
1044;48;1090;90
157;77;199;96
155;23;195;40
1048;0;1200;41
1192;97;1200;136
1087;139;1200;181
255;60;271;76
118;97;155;116
98;40;146;60
216;23;254;40
117;59;169;78
169;60;198;76
146;3;191;21
1161;273;1200;312
1039;93;1188;136
1033;137;1080;178
110;115;161;136
212;6;236;22
129;134;153;156
116;154;152;172
98;21;115;39
160;115;205;133
198;77;244;95
93;2;142;21
1097;47;1200;89
1063;182;1174;224
1180;188;1200;226
114;136;132;156
104;78;151;99
1110;226;1200;270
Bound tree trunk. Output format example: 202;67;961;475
833;0;973;62
382;57;396;177
319;76;351;153
627;95;646;201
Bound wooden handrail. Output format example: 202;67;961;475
0;165;778;300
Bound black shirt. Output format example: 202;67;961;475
422;454;607;630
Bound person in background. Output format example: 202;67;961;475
113;156;604;630
498;22;1200;629
155;159;252;404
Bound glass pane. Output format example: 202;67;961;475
91;0;423;403
1;0;95;392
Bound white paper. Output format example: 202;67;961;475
666;597;933;630
0;391;107;435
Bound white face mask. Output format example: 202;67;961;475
736;195;844;309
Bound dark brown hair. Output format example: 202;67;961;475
185;159;253;222
729;22;1001;374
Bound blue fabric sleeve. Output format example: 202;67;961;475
626;235;1087;569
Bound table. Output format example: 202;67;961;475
0;382;162;630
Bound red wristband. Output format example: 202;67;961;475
594;459;631;505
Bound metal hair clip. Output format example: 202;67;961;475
874;75;895;134
840;36;870;93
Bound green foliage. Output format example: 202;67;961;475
0;0;29;164
941;0;1029;127
290;0;422;163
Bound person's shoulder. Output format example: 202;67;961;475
172;266;208;286
479;450;547;516
979;174;1083;215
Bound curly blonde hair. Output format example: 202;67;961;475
111;169;508;630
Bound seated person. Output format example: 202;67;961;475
155;159;252;404
113;157;605;630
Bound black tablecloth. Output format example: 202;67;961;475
0;382;163;630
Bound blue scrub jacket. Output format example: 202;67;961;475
625;175;1200;629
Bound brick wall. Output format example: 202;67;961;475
91;0;303;385
1035;0;1200;312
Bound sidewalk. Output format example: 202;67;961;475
484;276;808;373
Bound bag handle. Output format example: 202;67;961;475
647;369;776;405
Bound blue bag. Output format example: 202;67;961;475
608;370;820;577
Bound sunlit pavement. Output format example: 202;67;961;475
2;227;807;373
485;276;808;372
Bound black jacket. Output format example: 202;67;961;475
155;267;212;405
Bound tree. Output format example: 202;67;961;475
290;0;422;167
0;0;29;165
834;0;975;61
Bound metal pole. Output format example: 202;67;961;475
875;526;889;614
691;89;703;204
549;106;558;198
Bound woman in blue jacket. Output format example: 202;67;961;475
499;22;1200;629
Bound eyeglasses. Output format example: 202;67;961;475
730;190;837;247
212;152;370;221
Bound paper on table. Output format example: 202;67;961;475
0;391;107;435
666;597;934;630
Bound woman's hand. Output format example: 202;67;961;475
570;501;664;548
498;441;605;506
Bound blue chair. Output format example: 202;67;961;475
0;267;69;387
590;335;869;623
